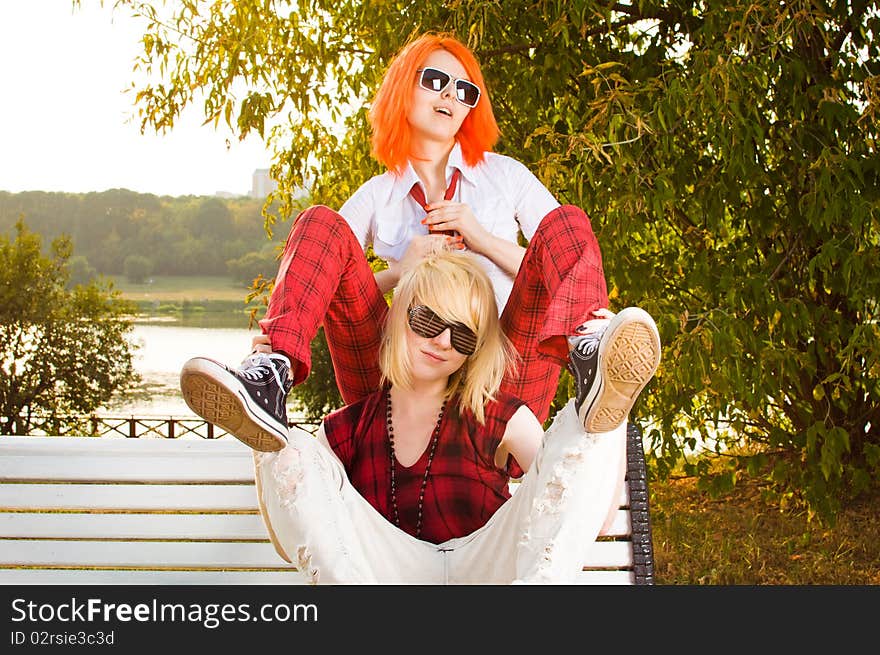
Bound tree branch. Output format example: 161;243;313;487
831;0;872;53
477;2;687;60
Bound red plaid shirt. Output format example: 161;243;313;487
323;388;526;544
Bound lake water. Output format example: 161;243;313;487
100;321;259;417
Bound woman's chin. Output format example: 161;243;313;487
412;359;461;383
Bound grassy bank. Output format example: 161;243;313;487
113;275;251;302
650;475;880;584
114;275;261;327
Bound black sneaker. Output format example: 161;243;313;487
180;353;293;451
569;307;661;433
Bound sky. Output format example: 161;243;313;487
0;2;273;198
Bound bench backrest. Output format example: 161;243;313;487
0;425;653;584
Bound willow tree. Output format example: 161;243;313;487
98;0;879;519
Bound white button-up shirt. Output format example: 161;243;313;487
339;142;559;313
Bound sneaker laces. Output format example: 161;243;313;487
570;314;609;354
572;331;602;357
240;353;287;390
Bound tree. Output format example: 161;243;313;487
65;255;97;288
104;0;880;519
226;247;280;286
123;254;154;284
0;218;139;435
291;328;344;422
190;197;236;242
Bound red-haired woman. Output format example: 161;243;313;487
180;33;660;455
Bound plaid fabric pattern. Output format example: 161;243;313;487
258;205;388;404
260;203;607;424
323;388;526;544
500;204;608;423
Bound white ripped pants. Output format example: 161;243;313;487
253;399;627;584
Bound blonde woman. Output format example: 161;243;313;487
252;251;629;584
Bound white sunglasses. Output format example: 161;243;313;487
416;67;481;108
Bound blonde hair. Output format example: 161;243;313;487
379;251;517;424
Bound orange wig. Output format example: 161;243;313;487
368;33;500;174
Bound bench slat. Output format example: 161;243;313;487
510;479;629;507
601;509;630;537
0;507;631;540
0;436;255;483
4;437;632;505
0;483;258;511
0;484;629;519
0;569;305;585
1;539;632;570
573;569;635;585
1;539;298;569
0;512;269;540
0;567;632;585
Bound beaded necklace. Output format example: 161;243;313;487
385;389;445;539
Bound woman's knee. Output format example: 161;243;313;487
536;205;594;236
289;204;352;238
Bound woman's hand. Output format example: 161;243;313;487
251;334;273;354
376;233;451;293
389;233;451;278
424;201;526;278
422;201;491;254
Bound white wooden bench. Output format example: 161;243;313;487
0;424;654;584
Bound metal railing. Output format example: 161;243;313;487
0;414;321;439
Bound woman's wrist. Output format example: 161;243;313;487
476;232;526;277
375;266;400;294
463;226;488;255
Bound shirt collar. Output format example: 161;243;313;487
389;141;476;204
390;162;423;205
446;141;477;186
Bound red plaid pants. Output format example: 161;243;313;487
499;204;608;421
259;204;607;422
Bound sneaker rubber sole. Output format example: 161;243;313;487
179;357;288;452
579;307;661;434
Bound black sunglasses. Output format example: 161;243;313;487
407;305;478;356
417;67;481;108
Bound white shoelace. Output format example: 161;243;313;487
241;353;286;390
573;332;602;357
569;317;609;356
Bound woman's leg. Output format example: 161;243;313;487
253;426;444;584
499;205;609;423
442;400;627;584
259;204;388;403
180;205;388;450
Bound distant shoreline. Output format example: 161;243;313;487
115;274;254;303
